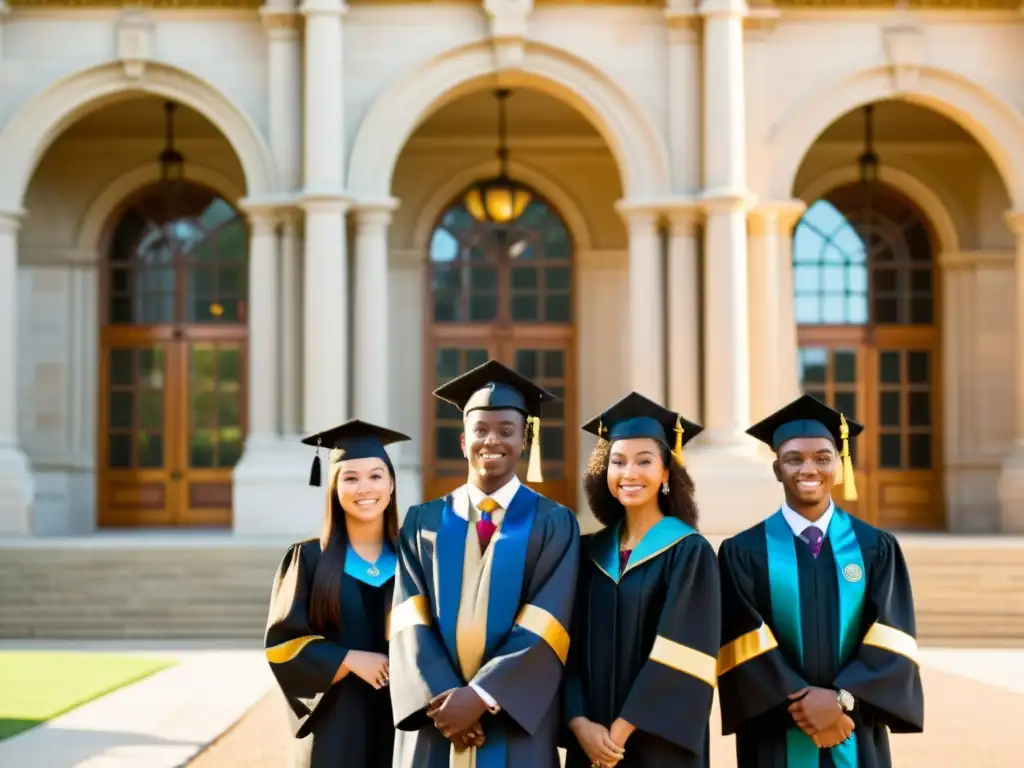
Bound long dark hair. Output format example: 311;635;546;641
308;455;399;633
583;439;699;530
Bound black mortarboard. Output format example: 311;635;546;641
746;394;864;500
581;391;703;467
432;359;558;483
301;419;411;487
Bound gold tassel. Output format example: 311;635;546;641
598;417;604;439
526;416;544;483
672;415;685;467
839;414;858;502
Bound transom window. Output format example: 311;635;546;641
793;183;934;326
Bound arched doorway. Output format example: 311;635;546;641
98;182;247;527
793;182;941;529
423;188;576;507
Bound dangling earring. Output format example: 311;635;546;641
661;481;669;495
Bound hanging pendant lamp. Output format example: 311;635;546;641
464;89;531;225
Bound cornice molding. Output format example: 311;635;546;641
938;250;1014;270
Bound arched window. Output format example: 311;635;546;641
793;183;934;327
793;182;941;530
424;187;576;507
99;182;247;529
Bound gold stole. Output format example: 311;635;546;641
450;490;505;768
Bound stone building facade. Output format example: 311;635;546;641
0;0;1022;540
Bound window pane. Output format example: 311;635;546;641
909;392;930;427
880;434;902;469
511;295;538;321
545;294;571;323
908;351;930;384
834;351;857;383
880;391;901;427
909;434;932;469
799;348;827;385
834;392;857;422
879;352;901;384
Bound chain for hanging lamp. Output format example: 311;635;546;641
464;89;532;225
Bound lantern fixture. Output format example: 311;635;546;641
159;101;185;184
464;89;532;225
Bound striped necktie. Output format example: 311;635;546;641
477;497;500;551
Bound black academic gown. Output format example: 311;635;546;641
563;517;721;768
389;484;580;768
265;540;395;768
717;509;924;768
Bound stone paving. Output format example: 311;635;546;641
189;657;1024;767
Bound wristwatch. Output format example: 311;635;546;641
836;689;855;713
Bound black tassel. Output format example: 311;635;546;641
309;437;322;487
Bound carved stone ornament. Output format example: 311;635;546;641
117;9;153;80
484;0;535;73
883;25;924;95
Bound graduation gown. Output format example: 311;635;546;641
562;517;720;768
389;483;580;768
265;539;396;768
717;508;924;768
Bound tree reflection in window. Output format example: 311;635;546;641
793;183;934;326
107;183;247;326
428;188;573;325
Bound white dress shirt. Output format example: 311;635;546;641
462;475;521;714
780;500;835;539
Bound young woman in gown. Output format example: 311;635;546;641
564;392;722;768
265;419;408;768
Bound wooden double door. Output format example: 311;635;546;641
798;326;942;530
99;326;246;528
424;334;575;510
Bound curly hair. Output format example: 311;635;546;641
583;438;699;530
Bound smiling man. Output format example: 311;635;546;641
389;360;580;768
716;394;924;768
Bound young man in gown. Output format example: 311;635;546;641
564;392;720;768
717;394;925;768
389;360;581;768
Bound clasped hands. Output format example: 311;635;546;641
787;687;855;748
427;687;488;752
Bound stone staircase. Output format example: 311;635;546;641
0;534;1022;645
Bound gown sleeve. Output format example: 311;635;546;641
562;549;590;725
388;504;464;731
616;535;721;753
832;531;925;733
264;542;349;733
469;506;581;736
716;536;809;735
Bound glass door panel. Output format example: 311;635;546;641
177;337;246;527
99;339;180;527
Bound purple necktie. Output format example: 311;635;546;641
476;498;499;551
800;525;824;559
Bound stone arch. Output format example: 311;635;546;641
348;41;669;202
411;158;593;253
768;66;1024;207
76;162;244;258
0;62;274;211
797;164;961;255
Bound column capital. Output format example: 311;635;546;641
259;8;301;38
353;196;400;228
700;189;757;215
664;198;704;236
298;191;352;215
614;200;661;230
0;209;26;235
1004;209;1024;236
298;0;347;17
749;199;807;235
698;0;748;18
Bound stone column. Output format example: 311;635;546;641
244;210;280;441
0;211;35;534
279;212;301;436
261;2;302;193
998;210;1024;532
353;203;396;424
302;200;349;432
300;0;346;194
621;206;665;402
665;205;701;420
748;200;805;420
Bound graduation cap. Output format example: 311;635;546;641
432;359;558;484
301;419;411;488
745;394;864;501
581;391;703;468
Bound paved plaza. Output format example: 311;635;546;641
190;649;1024;768
2;643;1019;767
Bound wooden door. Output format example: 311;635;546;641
98;181;247;528
794;180;943;530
